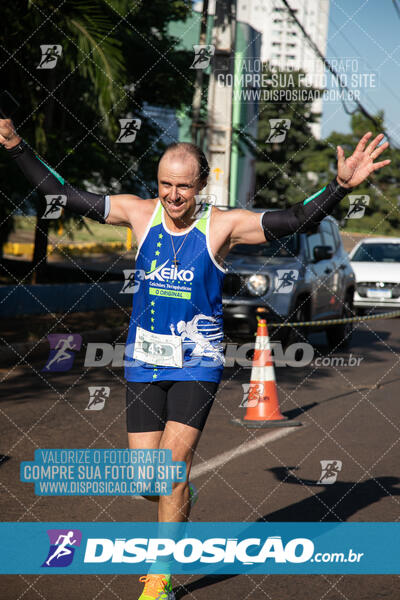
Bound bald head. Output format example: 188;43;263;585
158;150;199;184
158;142;209;183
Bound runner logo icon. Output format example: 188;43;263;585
239;383;261;408
42;529;82;567
190;45;215;69
116;119;142;143
37;45;62;69
42;334;82;372
86;386;110;410
345;195;370;219
42;195;66;219
275;270;299;293
192;194;217;219
266;119;291;143
317;460;342;485
121;269;145;294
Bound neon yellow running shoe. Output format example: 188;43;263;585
138;574;175;600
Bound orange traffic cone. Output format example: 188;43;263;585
232;319;302;428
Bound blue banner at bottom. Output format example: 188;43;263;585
0;522;398;574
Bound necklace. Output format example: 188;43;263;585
169;231;190;268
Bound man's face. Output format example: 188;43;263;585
158;152;206;221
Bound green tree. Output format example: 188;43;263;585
253;67;399;235
314;111;400;234
253;66;321;209
0;0;193;280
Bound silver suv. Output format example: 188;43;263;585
223;216;356;349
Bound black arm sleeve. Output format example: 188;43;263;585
261;179;351;241
6;140;107;223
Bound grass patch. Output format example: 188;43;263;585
13;216;131;243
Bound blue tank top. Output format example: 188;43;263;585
124;201;226;383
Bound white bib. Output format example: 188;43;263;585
133;326;183;368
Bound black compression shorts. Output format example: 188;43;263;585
126;380;219;433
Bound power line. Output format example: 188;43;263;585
280;0;399;149
325;21;400;147
324;36;398;136
329;13;400;111
393;0;400;20
326;38;400;147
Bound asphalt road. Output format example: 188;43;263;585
1;316;399;599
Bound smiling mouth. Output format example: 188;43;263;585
166;199;185;210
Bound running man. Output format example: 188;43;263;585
117;119;141;143
275;269;298;292
44;334;77;371
346;194;369;218
121;269;139;293
87;386;108;410
318;460;342;484
267;119;290;142
0;118;390;599
42;194;66;218
37;45;61;69
191;45;214;69
45;530;77;566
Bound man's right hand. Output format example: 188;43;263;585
0;118;21;150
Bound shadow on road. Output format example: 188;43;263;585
173;473;400;597
264;468;400;521
0;454;10;467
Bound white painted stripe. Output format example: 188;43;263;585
250;365;276;381
133;426;298;500
255;338;271;350
191;427;297;479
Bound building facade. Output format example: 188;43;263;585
168;7;262;208
203;0;330;138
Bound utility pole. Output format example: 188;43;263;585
191;0;209;146
205;0;236;207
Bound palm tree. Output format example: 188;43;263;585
27;0;131;281
0;0;193;278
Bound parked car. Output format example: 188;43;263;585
223;216;356;349
349;237;400;313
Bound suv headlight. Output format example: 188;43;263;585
246;274;268;296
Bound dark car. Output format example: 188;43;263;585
223;216;356;349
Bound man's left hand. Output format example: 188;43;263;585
336;132;390;188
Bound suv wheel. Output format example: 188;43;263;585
326;292;354;351
283;301;309;350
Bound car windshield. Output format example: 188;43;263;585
230;235;298;258
351;243;400;263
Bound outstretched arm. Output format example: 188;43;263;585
0;118;138;226
228;132;390;246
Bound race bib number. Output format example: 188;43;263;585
133;326;183;368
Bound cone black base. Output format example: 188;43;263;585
231;417;302;428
